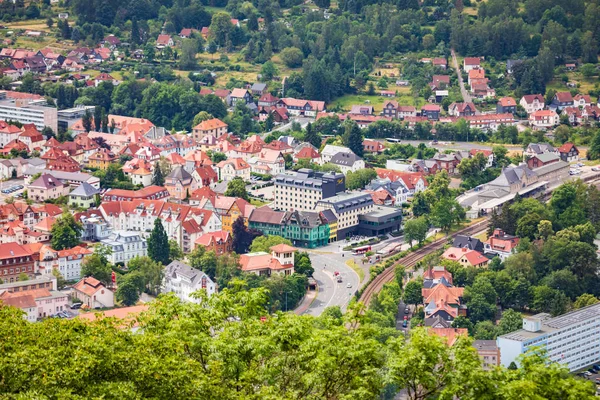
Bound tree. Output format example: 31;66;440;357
127;256;163;295
574;293;599;309
451;315;474;335
280;47;304;68
81;253;112;285
250;235;292;253
304;123;322;149
208;12;232;46
50;212;82;251
474;320;497;339
343;122;364;157
116;273;142;306
497;309;522;335
152;162;164;186
589;130;600;160
402;279;423;305
93;106;102;131
46;17;53;28
224;177;249;201
147;219;170;265
192;111;213;127
179;39;198;70
404;216;428;247
82;110;92;133
168;240;184;262
346;169;377;190
294;252;314;276
232;217;262;254
260;61;278;81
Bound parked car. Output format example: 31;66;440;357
70;302;82;309
337;276;342;283
584;371;593;377
592;167;600;172
402;320;408;328
404;308;409;314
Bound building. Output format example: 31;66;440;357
496;97;517;114
421;104;441;120
215;158;251;182
357;206;403;237
165;166;194;200
156;34;174;48
28;173;69;202
550;92;574;111
473;340;500;370
463;57;481;72
526;152;559;169
520;94;545;114
524;143;558;159
363;139;385;154
441;247;489;268
449;102;477;117
192;118;228;141
0;242;36;284
277;98;325;117
0;291;37;321
162;260;216;303
452;235;484;253
497;304;600;372
230;88;252;106
23;168;100;188
529;110;559;130
0;92;58;132
329;152;365;174
100;231;147;265
68;181;100;209
72;277;114;308
484;229;519;260
558;143;579;162
321;145;354;163
273;169;345;212
77;213;112;242
88;148;117;170
315;192;374;240
194;230;232;254
55;245;94;281
102;186;170;202
239;244;297;276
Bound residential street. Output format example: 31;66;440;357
451;48;472;103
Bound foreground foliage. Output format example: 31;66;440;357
0;289;595;399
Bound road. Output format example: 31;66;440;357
302;250;360;316
262;116;314;138
451;49;472;103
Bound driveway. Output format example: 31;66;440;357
451;49;472;103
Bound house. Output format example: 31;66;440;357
178;28;196;38
215;158;251;182
102;186;170;202
192;118;228;142
562;107;582;125
463;57;481;72
162;260;216;303
574;94;592;108
103;34;121;48
294;145;321;164
526;152;559;169
529;110;559;130
448;102;477;117
0;292;37;321
550;92;574;111
156;34;174;48
558;143;579;162
68;181;101;209
433;58;447;69
213;196;254;233
230;88;252;106
421;104;441;120
524;143;558;158
452;235;484;253
398;106;417;119
520;94;545;114
442;247;489;268
277;98;325;117
55;245;94;281
194;230;232;254
350;105;374;115
239;244;297;276
430;75;450;90
250;82;268;96
565;63;577;71
28;174;69;202
467;68;485;86
422;282;465;323
249;149;285;176
473;340;500;370
1;288;69;320
363;139;385;154
88;148;117;170
484;228;519;260
374;169;427;196
330;152;365;174
192;165;218;188
165;166;195;200
72;277;114;308
497;97;517;114
100;231;147;265
0;242;36;283
258;93;279;107
382;100;399;118
468;149;494;169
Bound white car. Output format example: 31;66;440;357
592;167;600;172
346;283;352;288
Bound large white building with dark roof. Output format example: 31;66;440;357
273;169;345;212
498;304;600;372
162;260;215;303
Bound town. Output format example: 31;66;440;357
1;0;600;398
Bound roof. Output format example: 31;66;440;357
530;152;559;163
156;34;172;45
498;97;516;107
0;292;37;309
270;244;297;253
554;92;573;103
317;192;373;213
526;143;556;154
521;94;544;104
29;174;66;190
421;104;441;111
165;260;212;286
70;181;100;197
558;142;578;154
429;328;468;346
73;277;108;297
464;57;481;65
452;235;484;252
423;266;453;285
473;340;498;352
251;82;267;91
249;206;286;225
231;88;249;98
330;152;363;166
194;118;228;132
166;165;192;183
78;305;149;327
195;230;230;246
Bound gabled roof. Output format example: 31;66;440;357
73;277;108;297
554;91;573;103
558;142;578;154
29;173;66;190
193;118;228;131
498;97;516;107
70;181;101;197
521;94;544;104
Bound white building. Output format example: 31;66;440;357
529;110;559;130
0;291;37;321
162;260;215;303
273;169;346;212
100;231;147;265
0;93;58;132
329;152;365;174
72;276;114;308
520;94;545;114
315;192;374;238
320;145;353;163
498;304;600;372
215;158;251;182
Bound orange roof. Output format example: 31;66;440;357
78;305;149;328
0;242;32;260
73;277;107;297
422;284;464;307
374;168;427;189
195;230;231;246
216;158;249;170
468;69;485;79
57;245;93;258
194;118;228;131
423;266;453;284
558;142;577;153
270;244;297;253
34;216;58;233
165;152;186;165
429;328;468;346
0;292;36;309
498;97;516;107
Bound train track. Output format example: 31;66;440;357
359;219;490;308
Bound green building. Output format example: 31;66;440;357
248;207;330;249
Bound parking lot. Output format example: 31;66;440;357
0;178;26;202
576;365;600;394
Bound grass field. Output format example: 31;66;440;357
345;259;365;283
329;88;425;113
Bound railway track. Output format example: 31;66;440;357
359;219;490;308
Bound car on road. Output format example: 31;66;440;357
402;320;408;328
346;283;352;288
570;169;581;175
337;276;342;283
404;308;409;314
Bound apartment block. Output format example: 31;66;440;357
0;92;58;132
273;169;345;212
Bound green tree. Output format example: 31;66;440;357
147;219;170;265
294;252;314;276
127;256;164;295
280;47;304;68
342;122;364;157
402;279;423;305
193;111;213;127
250;235;292;253
474;320;497;339
168;240;184;262
179;39;198;70
208;12;232;46
304;122;322;149
404;216;429;247
152;162;164;186
50;212;82;251
260;61;278;81
497;309;522;335
116;273;142;306
573;293;599;309
346;169;377;190
81;253;112;285
451;315;474;336
224;177;249;201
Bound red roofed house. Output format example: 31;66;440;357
239;244;297;276
551;91;574;111
0;291;37;321
519;94;545;114
0;139;28;155
529;110;559;130
558;142;579;162
156;34;174;48
448;102;478;117
102;186;171;202
469;149;494;169
422;283;466;322
194;230;232;254
421;104;441;120
215;158;251;182
574;94;592;108
463;57;481;72
429;327;468;346
72;276;115;308
0;120;23;148
374;168;428;195
192;165;219;188
433;57;447;69
88;148;117;170
294;145;321;164
192;118;228;141
19;124;44;151
484;229;519;260
363;139;385;154
0;242;36;283
467;68;485;86
496;97;517;114
442;247;489;268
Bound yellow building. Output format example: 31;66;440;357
214;196;254;233
88;148;117;170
